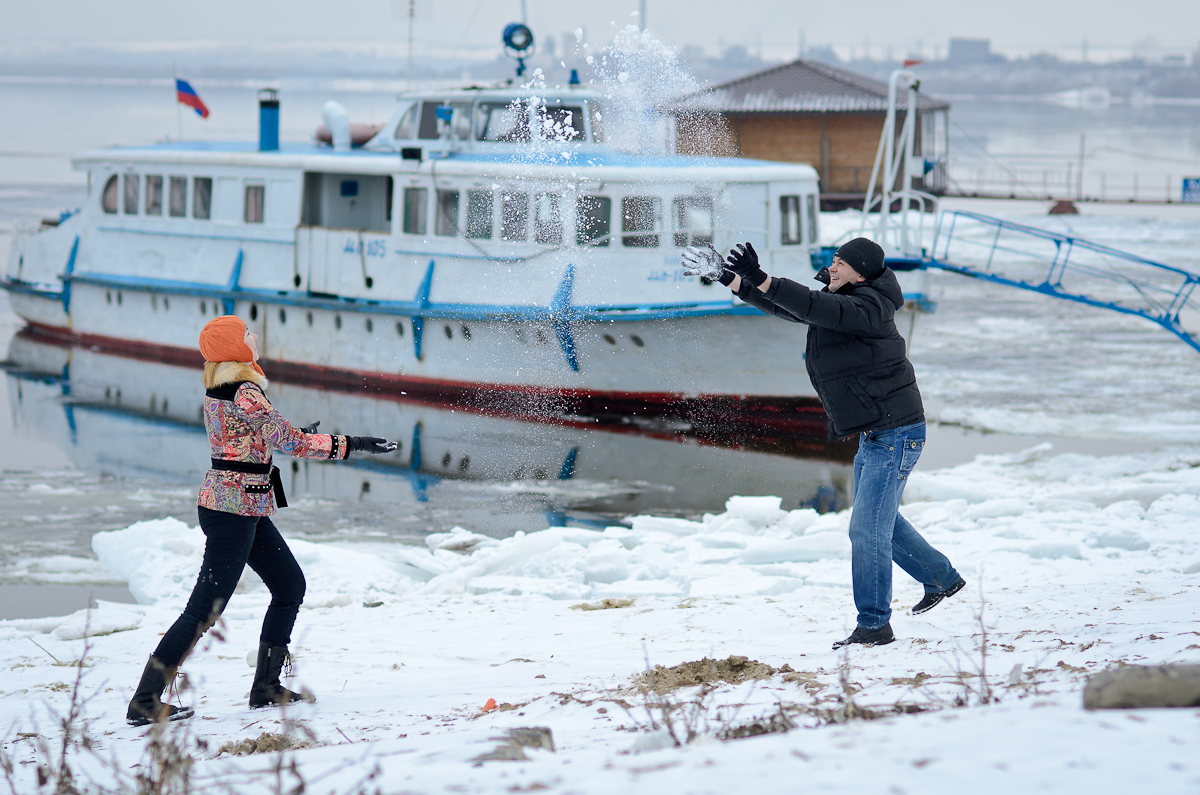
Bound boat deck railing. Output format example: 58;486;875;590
927;210;1200;353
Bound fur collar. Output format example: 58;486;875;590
204;361;268;390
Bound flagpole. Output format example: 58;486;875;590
173;60;182;141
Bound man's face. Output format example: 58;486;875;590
828;256;865;292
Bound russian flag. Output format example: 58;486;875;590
176;79;210;118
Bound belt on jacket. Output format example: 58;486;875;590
209;458;288;508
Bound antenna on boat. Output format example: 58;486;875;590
406;0;416;90
503;22;535;78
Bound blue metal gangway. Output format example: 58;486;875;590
923;210;1200;353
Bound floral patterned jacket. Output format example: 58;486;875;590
197;362;347;516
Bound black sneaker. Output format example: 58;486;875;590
912;578;966;615
832;622;895;650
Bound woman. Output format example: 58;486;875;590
127;315;396;726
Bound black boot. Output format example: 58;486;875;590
912;578;966;615
832;622;895;650
126;656;195;727
249;642;315;709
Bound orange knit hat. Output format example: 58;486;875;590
198;315;265;376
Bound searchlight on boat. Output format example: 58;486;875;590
502;22;535;78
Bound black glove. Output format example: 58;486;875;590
346;436;398;455
725;241;768;288
300;420;321;434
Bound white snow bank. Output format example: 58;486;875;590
91;517;433;610
90;446;1200;613
91;499;852;608
52;602;145;640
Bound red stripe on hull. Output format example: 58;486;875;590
21;322;847;459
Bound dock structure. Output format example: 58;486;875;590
664;59;950;210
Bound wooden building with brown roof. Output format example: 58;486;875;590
666;60;950;209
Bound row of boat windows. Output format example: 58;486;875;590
393;101;594;143
100;174;264;223
399;188;715;248
399;189;818;247
97;170;817;246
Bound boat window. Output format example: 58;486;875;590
193;177;212;220
474;101;586;142
500;191;528;241
403;187;428;235
806;194;819;245
145;175;163;216
537;106;585;141
622;196;661;248
101;175;119;214
123;174;139;215
435;190;459;236
672;196;713;247
244;184;265;224
476;102;529;142
780;196;802;245
169;176;187;217
534;193;562;244
393;104;418;139
588;102;605;142
419;102;471;140
466;190;493;239
576;195;612;247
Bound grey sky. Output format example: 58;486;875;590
4;0;1198;59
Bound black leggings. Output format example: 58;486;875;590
153;506;306;668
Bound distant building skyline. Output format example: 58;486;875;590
3;0;1198;66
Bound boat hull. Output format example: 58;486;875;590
16;300;834;444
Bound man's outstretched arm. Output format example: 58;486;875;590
725;243;889;336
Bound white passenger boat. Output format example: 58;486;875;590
4;77;848;438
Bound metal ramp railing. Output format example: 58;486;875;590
927;210;1200;353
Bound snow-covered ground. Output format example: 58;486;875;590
3;200;1200;792
1;443;1198;793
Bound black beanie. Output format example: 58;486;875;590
834;237;886;281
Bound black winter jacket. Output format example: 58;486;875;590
737;268;923;440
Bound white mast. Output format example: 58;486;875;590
860;69;937;259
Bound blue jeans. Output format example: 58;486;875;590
849;421;959;630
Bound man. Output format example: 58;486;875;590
682;238;964;649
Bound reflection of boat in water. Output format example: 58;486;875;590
5;329;853;515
